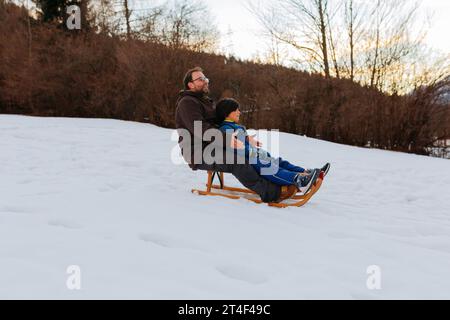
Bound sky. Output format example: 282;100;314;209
204;0;450;60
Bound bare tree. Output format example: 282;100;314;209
137;0;218;52
358;0;424;91
134;5;164;42
343;0;364;82
316;0;330;78
90;0;120;35
250;0;430;94
123;0;131;39
265;34;288;66
248;0;334;78
165;0;218;52
325;1;342;79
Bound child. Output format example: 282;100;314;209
216;98;326;194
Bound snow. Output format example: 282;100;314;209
1;114;450;299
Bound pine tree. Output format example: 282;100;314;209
33;0;69;23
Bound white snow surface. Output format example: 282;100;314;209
1;114;450;299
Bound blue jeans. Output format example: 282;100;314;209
250;150;305;186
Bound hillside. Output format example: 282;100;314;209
1;115;449;299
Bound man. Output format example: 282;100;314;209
175;67;297;203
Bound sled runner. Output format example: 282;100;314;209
191;171;324;208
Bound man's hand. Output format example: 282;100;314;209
231;132;245;149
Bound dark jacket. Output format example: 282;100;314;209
175;90;230;169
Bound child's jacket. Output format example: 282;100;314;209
219;120;270;161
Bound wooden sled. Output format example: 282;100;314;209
191;171;323;208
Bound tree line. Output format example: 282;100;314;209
0;0;448;157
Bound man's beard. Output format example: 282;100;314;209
191;85;209;95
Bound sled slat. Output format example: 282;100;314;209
210;184;316;200
209;184;257;194
191;189;241;200
193;171;323;208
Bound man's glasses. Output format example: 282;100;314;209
192;76;209;83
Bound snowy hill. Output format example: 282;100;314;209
1;115;450;299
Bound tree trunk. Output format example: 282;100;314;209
124;0;131;39
318;0;330;78
348;0;355;81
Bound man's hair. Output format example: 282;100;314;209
216;98;240;123
183;67;203;90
